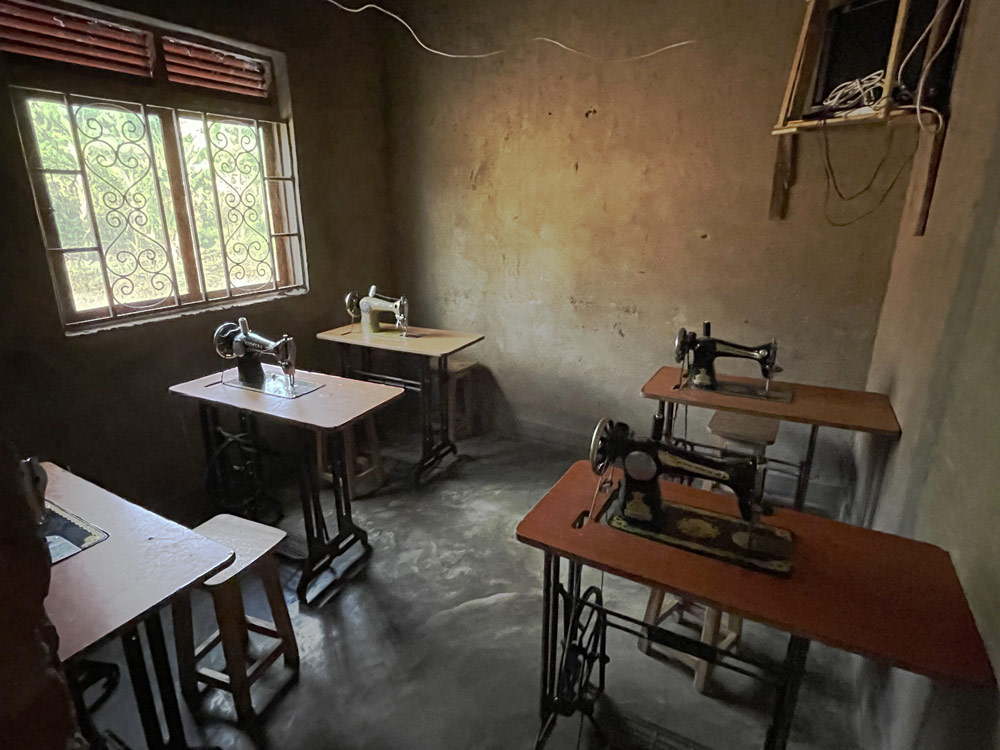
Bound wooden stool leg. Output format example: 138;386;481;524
364;416;385;485
639;587;666;654
260;556;299;672
341;424;358;499
727;613;744;646
212;582;255;726
171;593;199;709
694;606;723;693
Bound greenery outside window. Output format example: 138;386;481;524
5;2;307;332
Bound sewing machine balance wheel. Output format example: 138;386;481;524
674;327;690;363
344;290;361;318
213;321;242;359
589;418;615;475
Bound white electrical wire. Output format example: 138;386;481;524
914;0;967;133
323;0;695;62
823;69;885;110
822;0;966;135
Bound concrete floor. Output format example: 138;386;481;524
84;434;861;750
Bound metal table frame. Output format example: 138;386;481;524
69;610;219;750
534;550;810;750
198;403;371;605
337;344;455;483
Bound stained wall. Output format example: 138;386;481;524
380;0;914;496
857;0;1000;745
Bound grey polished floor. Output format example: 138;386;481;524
85;435;860;750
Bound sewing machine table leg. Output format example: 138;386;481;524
295;429;372;606
412;354;458;484
763;635;810;750
120;614;222;750
793;425;819;511
536;551;562;748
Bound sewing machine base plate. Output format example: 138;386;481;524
223;375;323;399
608;502;794;576
681;379;794;403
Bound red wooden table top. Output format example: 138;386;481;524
642;366;901;435
516;461;993;687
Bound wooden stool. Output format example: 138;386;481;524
708;411;779;458
639;593;743;693
318;415;385;498
640;413;778;692
447;359;478;440
172;514;299;726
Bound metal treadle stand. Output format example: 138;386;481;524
534;551;810;750
339;346;456;484
199;404;371;606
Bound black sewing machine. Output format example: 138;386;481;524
213;317;322;399
674;321;791;402
589;418;793;575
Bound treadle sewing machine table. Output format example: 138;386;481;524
316;324;484;482
516;462;994;750
170;366;403;604
44;463;234;750
642;366;901;514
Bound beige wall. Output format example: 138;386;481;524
860;0;1000;745
0;0;391;519
381;0;913;477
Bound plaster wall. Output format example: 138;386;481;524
380;0;914;490
0;0;390;518
858;0;1000;745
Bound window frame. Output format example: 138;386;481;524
5;0;309;334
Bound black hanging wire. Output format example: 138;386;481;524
818;109;920;227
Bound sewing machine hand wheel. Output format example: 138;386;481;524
344;291;361;319
589;418;614;475
674;327;694;363
213;321;241;359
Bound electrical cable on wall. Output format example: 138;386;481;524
324;0;695;62
817;0;967;225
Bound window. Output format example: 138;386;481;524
4;1;306;332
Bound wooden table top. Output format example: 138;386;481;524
516;462;994;687
317;323;484;358
43;463;234;662
642;366;901;435
170;365;404;431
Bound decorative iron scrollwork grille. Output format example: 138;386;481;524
13;87;306;330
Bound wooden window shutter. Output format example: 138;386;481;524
0;0;153;76
162;36;270;98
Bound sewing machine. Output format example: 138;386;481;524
213;317;321;398
674;321;790;402
345;285;409;336
589;418;793;575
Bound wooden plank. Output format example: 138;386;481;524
641;366;901;435
43;463;234;662
769;134;797;220
317;324;484;358
784;0;830;127
170;365;404;432
776;0;826;129
912;117;947;236
882;0;914;121
516;462;995;688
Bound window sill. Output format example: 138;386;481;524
63;285;309;336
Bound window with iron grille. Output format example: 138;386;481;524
4;1;307;332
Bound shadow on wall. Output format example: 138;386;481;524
855;660;998;750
